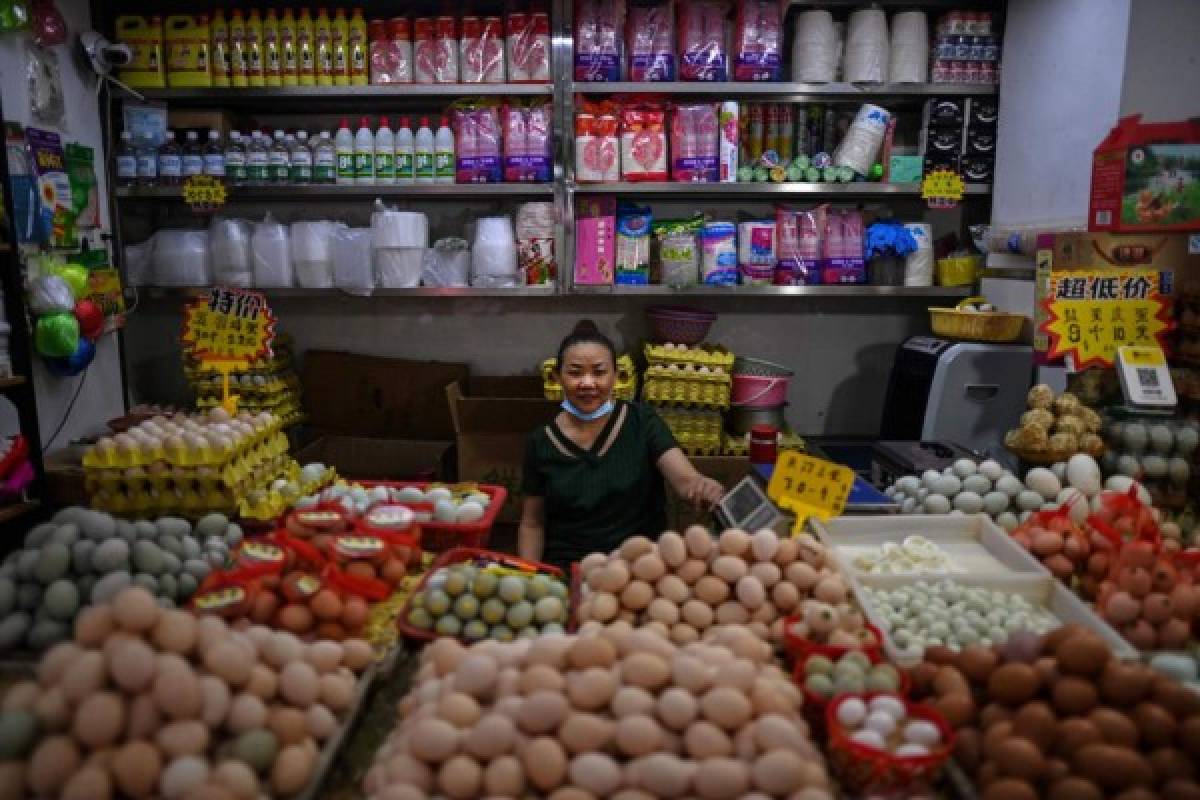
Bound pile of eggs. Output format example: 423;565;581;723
849;535;961;575
859;580;1058;662
364;627;834;799
406;560;570;641
1004;386;1105;458
0;587;373;798
786;599;879;650
298;482;490;525
832;693;945;758
0;508;241;654
1094;542;1199;651
88;408;277;466
577;527;849;645
801;652;903;701
1101;417;1198;507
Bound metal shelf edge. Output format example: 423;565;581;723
571;81;998;97
136;285;971;299
569;182;991;196
137;84;553;100
116;184;554;199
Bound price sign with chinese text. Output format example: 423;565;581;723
767;451;854;536
1040;268;1173;370
182;175;227;215
181;287;275;369
921;168;965;210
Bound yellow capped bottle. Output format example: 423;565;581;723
331;7;349;86
314;7;333;86
211;8;230;87
229;9;248;87
348;8;368;86
263;8;282;87
297;7;316;86
280;7;298;86
246;9;265;87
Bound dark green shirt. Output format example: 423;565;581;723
522;401;678;571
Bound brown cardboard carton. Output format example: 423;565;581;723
295;436;452;481
446;378;557;523
302;350;468;440
666;455;751;531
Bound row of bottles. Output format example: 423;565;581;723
115;118;456;187
212;7;369;88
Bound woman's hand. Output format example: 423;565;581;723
686;474;726;509
658;448;726;510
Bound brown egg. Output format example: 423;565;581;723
319;674;354;711
60;765;111;800
483;754;525;796
306;704;338;740
523;736;568;792
1132;702;1176;748
31;685;68;732
1180;717;1200;758
1148;747;1196;784
29;735;81;796
695;756;750;799
1090;708;1140;747
155;667;203;720
152;609;198;655
615;715;663;757
610;686;656;718
933;665;971;696
1047;777;1103;800
341;597;370;631
157;719;210;757
1054;717;1102;759
1073;743;1154;790
73;605;115;648
463;713;516;760
559;713;616;754
646;597;681;626
632;553;667;583
518;689;570;733
909;662;939;695
718;529;751;557
568;636;617;670
959;646;999;684
310;590;343;621
982;778;1038;800
72;691;125;749
656;687;699;731
269;707;310;745
700;687;752;731
280;661;321;706
1053;676;1099;715
993;736;1046;782
1056;633;1109;678
227;693;268;733
685;525;714;558
693;576;729;606
988;663;1040;706
341;639;373;671
1098;661;1152;707
980;703;1013;729
934;692;976;728
271;744;315;796
112;740;162;798
656;574;690;605
752;749;806;795
62;650;108;704
213;761;259;799
714;602;750;625
567;667;618;711
279;604;315;634
954;728;983;772
984;720;1015;760
622;652;670;692
926;645;960;666
1161;780;1200;800
38;642;81;687
112;587;160;632
711;556;748;583
206;641;254;688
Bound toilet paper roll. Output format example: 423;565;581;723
843;8;888;83
371;211;430;249
792;10;839;82
903;222;934;287
889;11;928;83
833;103;891;175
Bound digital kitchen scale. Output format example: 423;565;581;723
714;475;788;534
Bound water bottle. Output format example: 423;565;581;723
115;131;137;187
414;117;434;185
203;130;225;177
270;130;290;184
158;130;182;185
290;130;313;184
182;130;205;177
136;133;158;187
246;131;270;185
434;115;455;185
395;117;414;185
313;131;336;184
225;131;247;185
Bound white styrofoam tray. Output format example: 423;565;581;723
850;571;1138;669
811;514;1046;580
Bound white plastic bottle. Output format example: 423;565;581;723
395;117;414;185
354;115;374;185
434;115;455;185
374;116;395;185
334;117;355;185
414;116;434;185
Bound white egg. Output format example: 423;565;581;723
921;470;942;490
924;494;951;515
953;491;984;514
868;695;906;720
963;475;992;495
467;492;491;507
885;486;897;498
836;697;868;729
1016;490;1045;512
901;498;917;514
434;499;457;522
952;459;978;478
982;491;1009;516
1116;454;1143;479
995;474;1023;498
1025;468;1062;501
895;743;931;758
851;729;886;750
995;512;1019;532
394;487;426;504
1056;488;1089;523
903;720;940;746
897;476;921;494
978;459;1005;482
1050;462;1068;483
933;475;962;497
1176;426;1198;455
1018;510;1032;523
455;501;485;524
1066;454;1102;495
425;487;454;503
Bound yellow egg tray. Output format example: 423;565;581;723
87;455;296;507
190;375;300;398
644;343;735;371
660;409;723;457
643;366;732;409
542;354;638;402
83;420;287;470
722;431;807;456
239;463;340;521
86;433;290;490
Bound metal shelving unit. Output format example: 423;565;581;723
138;284;967;299
117;184;555;200
570;182;992;197
571;81;997;100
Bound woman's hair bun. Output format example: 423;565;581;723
572;319;601;336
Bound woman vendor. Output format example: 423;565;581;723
519;321;726;572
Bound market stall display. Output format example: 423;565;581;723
187;336;305;428
1004;385;1106;464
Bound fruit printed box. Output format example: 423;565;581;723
1090;115;1200;233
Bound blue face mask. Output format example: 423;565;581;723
561;398;614;421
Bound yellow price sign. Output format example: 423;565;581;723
182;174;228;214
766;450;854;536
1118;345;1166;367
1040;268;1172;369
181;287;276;416
921;168;965;210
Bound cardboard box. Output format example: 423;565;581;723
666;455;751;531
302;350;469;441
295;436;452;481
167;109;237;138
1090;115;1200;233
446;378;557;523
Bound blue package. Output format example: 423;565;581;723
615;203;653;285
699;221;738;285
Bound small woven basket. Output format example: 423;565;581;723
929;296;1024;343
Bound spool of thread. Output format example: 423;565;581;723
843;8;888;83
889;11;928;83
791;10;838;82
833;103;890;175
903;222;934;287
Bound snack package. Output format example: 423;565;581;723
506;12;550;82
516;201;556;286
775;206;824;285
733;0;782;81
616;203;653;284
413;17;457;83
461;16;505;83
620;103;668;181
575;101;620;183
25;126;72;248
678;0;727;81
821;208;866;284
627;0;675;81
575;196;616;285
575;0;624;81
737;219;776;285
670;103;719;182
700;220;738;285
654;215;703;287
504;101;552;183
453;101;503;183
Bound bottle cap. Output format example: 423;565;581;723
340;117;350;129
439;116;449;126
359;116;371;128
400;116;411;127
379;116;389;128
420;116;430;127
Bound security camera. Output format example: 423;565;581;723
79;31;133;74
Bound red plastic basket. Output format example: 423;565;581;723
646;305;716;345
782;612;885;663
356;481;508;553
825;692;956;794
793;650;911;733
396;547;567;643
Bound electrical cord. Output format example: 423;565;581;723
43;365;89;450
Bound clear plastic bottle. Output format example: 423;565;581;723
158;130;182;185
414;116;434;185
354;116;374;185
314;131;336;184
137;134;159;186
182;131;204;177
203;130;225;177
434;116;455;185
374;116;395;185
247;131;270;185
270;130;291;184
334;117;355;185
395;117;414;185
291;130;313;184
225;131;247;185
116;130;138;187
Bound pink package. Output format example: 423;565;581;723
775;206;825;285
575;0;625;81
414;17;458;83
507;12;551;82
678;0;728;81
670;103;719;182
734;0;782;81
505;102;552;183
575;103;620;183
461;16;506;83
620;105;668;181
454;104;503;183
821;208;867;284
574;196;616;285
627;1;675;81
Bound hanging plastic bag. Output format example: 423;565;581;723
28;274;74;315
30;0;66;46
209;217;253;287
252;213;293;288
291;220;337;288
123;239;153;287
27;43;64;126
34;311;78;358
332;227;374;295
420;237;470;287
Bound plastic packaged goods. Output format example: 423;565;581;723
164;14;212;88
504;101;552;183
370;17;412;83
414;16;458;83
471;216;518;287
575;102;620;183
575;196;616;285
620;103;669;182
516;201;556;285
507;12;550;82
737;219;776;285
615;203;653;284
627;0;675;81
251;213;292;287
376;248;424;288
670;103;719;182
461;16;505;83
792;9;838;82
734;0;782;81
678;0;728;81
332;226;375;294
655;215;703;287
421;237;471;287
152;230;211;286
843;7;888;83
834;103;891;176
699;220;737;285
575;0;624;81
776;205;824;285
452;102;502;184
718;100;738;181
290;220;337;288
115;15;166;88
822;207;867;284
209;217;253;287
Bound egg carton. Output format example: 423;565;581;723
679;441;722;457
722;431;806;456
644;342;735;371
86;440;291;494
83;417;288;469
643;368;732;409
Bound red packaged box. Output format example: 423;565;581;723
1089;115;1200;233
